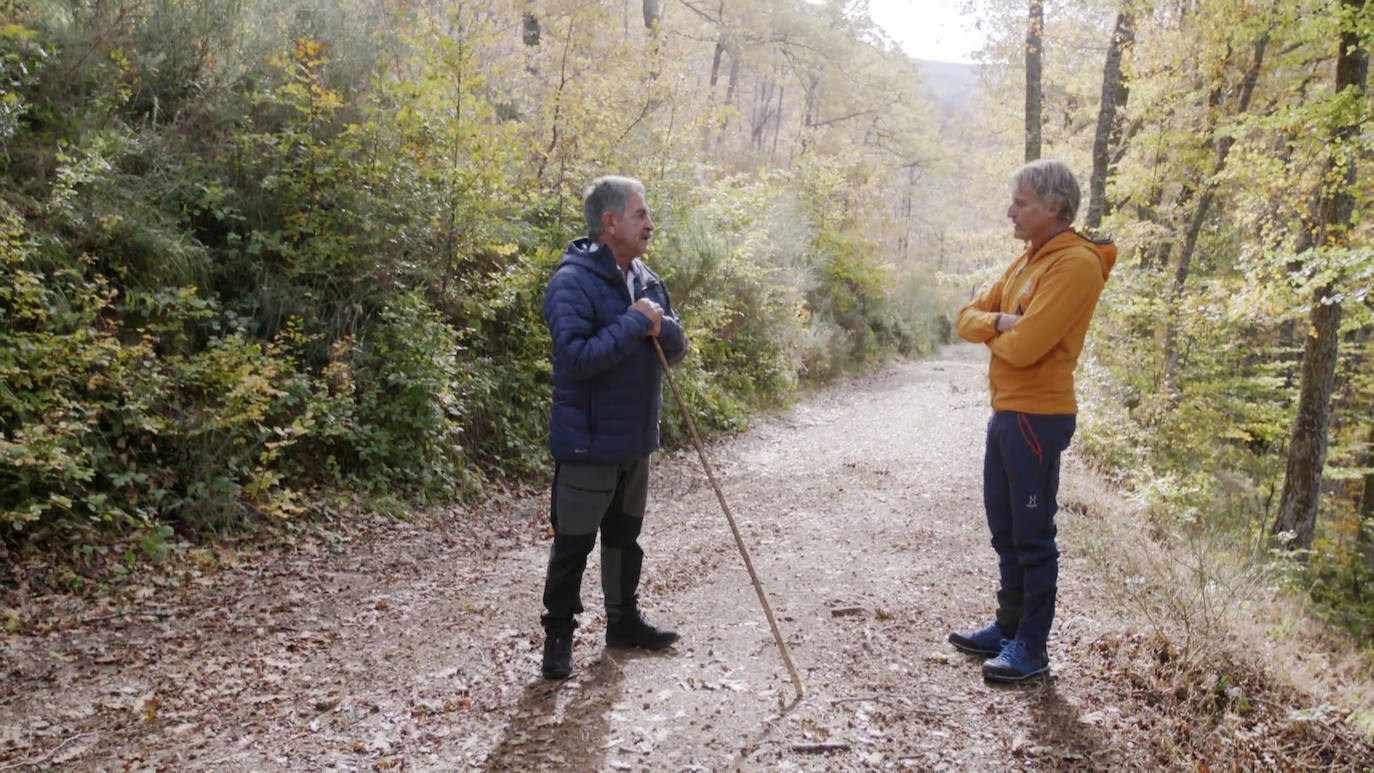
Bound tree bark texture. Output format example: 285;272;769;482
1086;5;1134;229
1273;0;1368;550
1274;291;1344;549
1024;0;1044;162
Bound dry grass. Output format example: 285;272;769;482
1058;455;1374;769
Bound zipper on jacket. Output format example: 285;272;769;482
588;392;598;440
644;283;663;455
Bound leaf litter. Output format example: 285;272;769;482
1;345;1372;770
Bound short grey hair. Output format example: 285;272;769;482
584;175;647;241
1012;159;1080;224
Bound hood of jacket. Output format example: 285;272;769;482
560;238;635;288
1072;230;1117;281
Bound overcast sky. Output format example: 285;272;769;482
864;0;985;63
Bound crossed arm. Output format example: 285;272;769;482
956;255;1104;368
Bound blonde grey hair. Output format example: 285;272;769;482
1012;159;1080;224
584;175;647;241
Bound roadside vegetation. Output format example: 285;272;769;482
1;0;952;588
2;0;1372;763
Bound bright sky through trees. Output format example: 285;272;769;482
866;0;984;63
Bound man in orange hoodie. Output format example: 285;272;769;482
950;159;1116;682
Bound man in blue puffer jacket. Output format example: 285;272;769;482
539;175;688;680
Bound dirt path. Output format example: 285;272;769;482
2;344;1369;771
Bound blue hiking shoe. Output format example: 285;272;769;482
948;623;1010;658
982;638;1050;682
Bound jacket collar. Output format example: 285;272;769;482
562;238;650;286
561;238;622;282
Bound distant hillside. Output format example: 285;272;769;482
915;58;980;115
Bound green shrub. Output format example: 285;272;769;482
0;0;956;575
349;292;467;499
1;193;332;541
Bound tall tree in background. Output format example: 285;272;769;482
1025;0;1044;161
522;5;539;46
1161;22;1272;389
1085;2;1134;230
1361;423;1374;561
1272;0;1369;551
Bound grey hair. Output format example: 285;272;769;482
1012;159;1081;224
584;175;647;241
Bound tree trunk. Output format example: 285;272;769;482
1085;5;1134;229
709;1;726;88
771;84;785;157
1274;289;1344;549
750;78;770;147
900;166;916;260
1273;0;1368;551
1359;421;1374;569
803;72;819;128
643;0;660;33
726;46;740;103
719;42;740;138
1024;0;1044;162
522;11;539;47
1361;421;1374;520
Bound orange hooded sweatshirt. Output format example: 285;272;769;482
956;229;1117;415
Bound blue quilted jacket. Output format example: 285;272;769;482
544;238;688;463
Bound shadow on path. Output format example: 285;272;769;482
1026;679;1116;770
483;652;625;771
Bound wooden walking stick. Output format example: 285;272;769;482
653;339;805;706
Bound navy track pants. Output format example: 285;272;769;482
983;411;1076;655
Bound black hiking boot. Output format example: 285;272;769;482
541;628;574;680
605;608;679;651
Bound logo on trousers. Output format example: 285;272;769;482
1027;495;1038;509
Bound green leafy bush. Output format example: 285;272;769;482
348;292;465;498
0;0;952;580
